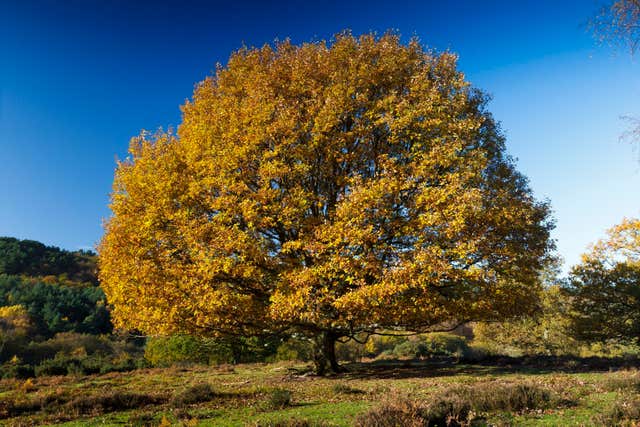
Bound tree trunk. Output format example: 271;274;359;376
312;331;343;375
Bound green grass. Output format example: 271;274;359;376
1;361;639;426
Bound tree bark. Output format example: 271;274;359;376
312;331;343;375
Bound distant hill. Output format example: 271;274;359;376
0;237;97;284
0;237;110;339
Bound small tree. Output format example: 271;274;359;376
568;217;640;344
99;32;554;374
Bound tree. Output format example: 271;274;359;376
592;0;640;54
99;32;554;374
591;1;640;151
0;305;34;362
0;275;112;337
0;237;98;284
473;285;578;357
568;217;640;344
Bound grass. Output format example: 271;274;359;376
1;360;639;426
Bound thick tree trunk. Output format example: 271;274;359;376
312;331;343;375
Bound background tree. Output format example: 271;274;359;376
473;285;578;356
99;32;554;374
0;275;112;337
592;0;640;54
568;217;640;344
0;305;34;362
591;0;640;151
0;237;98;284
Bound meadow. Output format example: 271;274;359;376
2;357;640;426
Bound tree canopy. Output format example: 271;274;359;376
593;0;640;54
99;32;554;373
568;217;640;344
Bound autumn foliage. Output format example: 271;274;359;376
99;32;553;373
569;217;640;344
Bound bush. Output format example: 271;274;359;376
0;363;35;379
356;382;557;427
388;333;470;360
34;355;79;376
173;383;218;406
32;352;140;378
274;338;313;362
336;338;367;362
596;395;640;425
332;383;365;395
364;335;406;357
255;420;328;427
600;371;640;392
453;382;554;412
23;333;113;364
144;335;244;366
354;396;425;427
64;391;167;416
392;340;429;359
266;388;292;410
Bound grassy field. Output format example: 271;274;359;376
1;359;640;426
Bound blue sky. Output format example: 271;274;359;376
1;0;638;273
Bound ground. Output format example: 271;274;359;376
1;359;639;426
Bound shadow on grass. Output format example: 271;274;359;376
335;355;640;380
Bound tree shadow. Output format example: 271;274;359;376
334;355;640;380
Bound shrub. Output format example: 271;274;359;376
34;355;80;376
266;388;292;410
331;383;365;395
0;363;35;379
600;371;640;392
388;333;470;360
255;420;328;427
354;396;425;427
363;335;406;357
173;383;218;406
21;333;113;365
144;335;236;367
356;382;557;426
453;382;554;412
392;340;429;359
336;338;367;362
274;338;313;362
64;391;167;416
596;395;640;425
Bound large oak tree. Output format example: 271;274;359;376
99;32;554;374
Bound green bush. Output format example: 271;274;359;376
0;362;35;379
364;335;406;357
35;354;79;376
32;352;140;378
22;332;113;364
274;338;313;362
144;335;233;367
388;333;470;360
392;340;429;359
266;388;292;410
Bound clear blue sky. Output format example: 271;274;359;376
1;0;638;274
